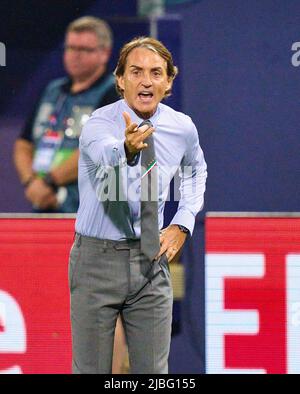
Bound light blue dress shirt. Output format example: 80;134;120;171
75;99;207;240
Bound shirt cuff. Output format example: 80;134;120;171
124;144;140;167
170;209;196;235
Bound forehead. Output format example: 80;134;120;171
65;31;99;46
125;47;167;70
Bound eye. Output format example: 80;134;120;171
153;71;162;77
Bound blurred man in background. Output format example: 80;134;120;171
14;16;119;213
13;15;127;374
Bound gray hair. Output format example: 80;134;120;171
66;16;113;49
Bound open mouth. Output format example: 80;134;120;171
138;91;154;103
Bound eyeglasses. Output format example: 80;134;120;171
64;44;103;54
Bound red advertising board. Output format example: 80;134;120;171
205;214;300;374
0;216;74;374
2;214;300;374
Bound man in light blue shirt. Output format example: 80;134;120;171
69;36;207;374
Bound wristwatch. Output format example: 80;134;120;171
177;225;189;234
43;173;58;192
22;173;36;188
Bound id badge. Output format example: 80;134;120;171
32;130;63;174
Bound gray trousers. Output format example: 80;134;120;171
69;234;173;374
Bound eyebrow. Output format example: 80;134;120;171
129;65;163;71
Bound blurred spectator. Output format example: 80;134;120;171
14;16;119;213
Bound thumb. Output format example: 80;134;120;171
123;111;132;128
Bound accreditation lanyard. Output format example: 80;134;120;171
32;93;68;174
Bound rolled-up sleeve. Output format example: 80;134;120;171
170;122;207;235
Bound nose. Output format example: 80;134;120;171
141;73;152;87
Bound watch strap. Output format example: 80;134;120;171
43;173;58;192
177;224;189;234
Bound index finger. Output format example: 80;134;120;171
155;243;168;260
122;111;132;128
123;111;138;134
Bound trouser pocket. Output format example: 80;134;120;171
69;241;81;291
159;252;170;274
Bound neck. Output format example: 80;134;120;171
125;101;158;120
135;108;157;120
71;66;106;93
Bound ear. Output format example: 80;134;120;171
166;77;173;94
117;75;125;91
